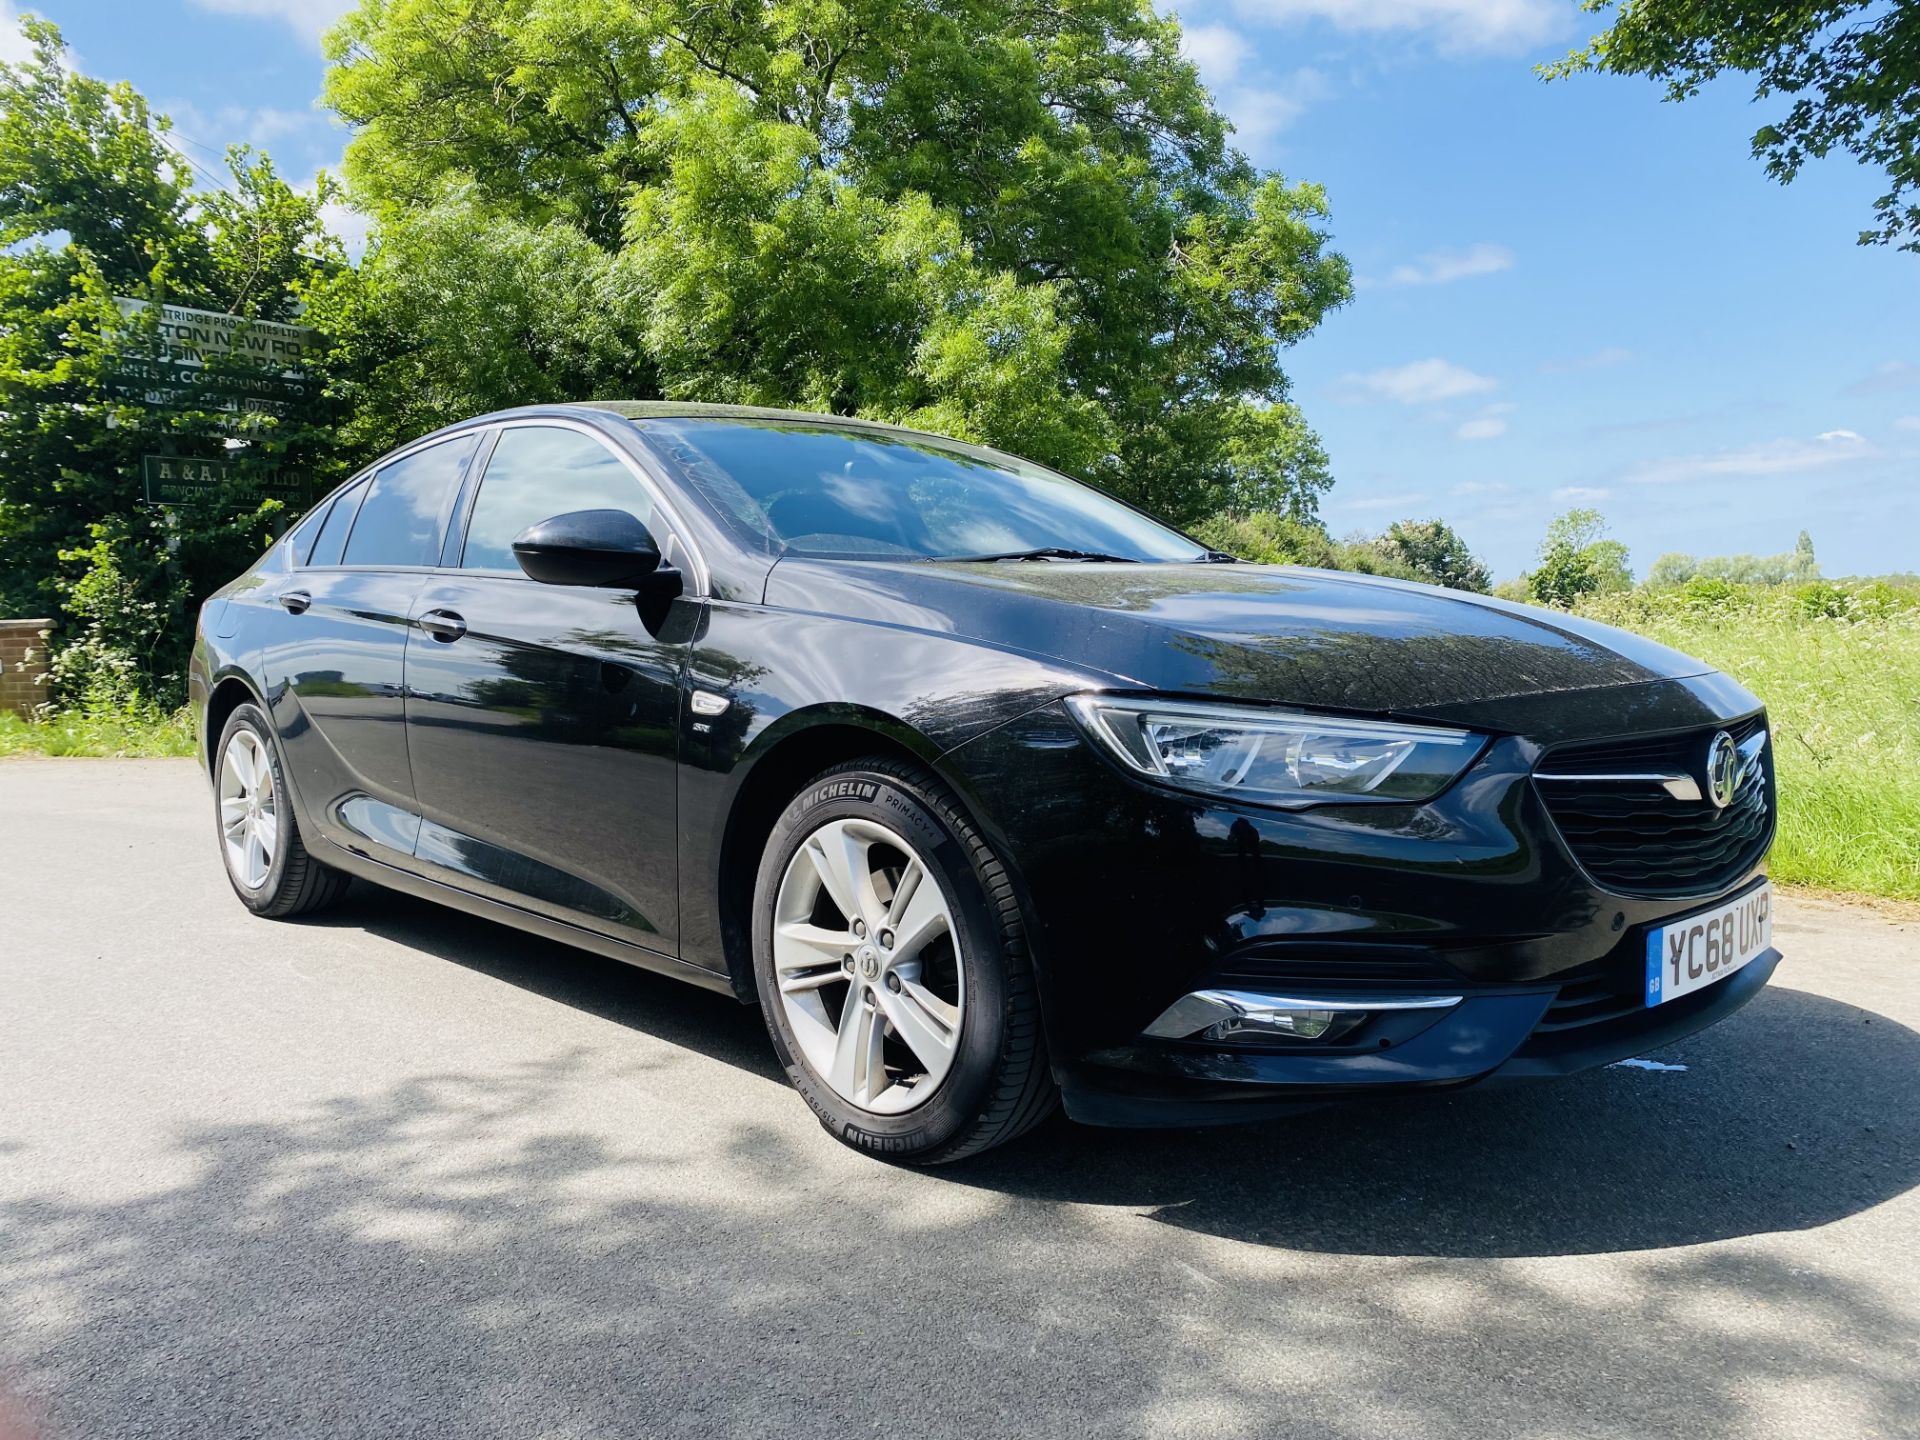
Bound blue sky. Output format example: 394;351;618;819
11;0;1918;580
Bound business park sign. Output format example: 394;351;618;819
109;299;318;422
111;299;321;513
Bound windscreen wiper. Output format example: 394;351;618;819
940;547;1143;563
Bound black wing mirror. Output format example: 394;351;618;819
511;509;676;591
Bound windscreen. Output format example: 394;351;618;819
633;418;1204;563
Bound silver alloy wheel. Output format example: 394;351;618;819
772;817;965;1114
219;728;278;891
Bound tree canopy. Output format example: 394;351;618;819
318;0;1352;523
1545;1;1920;252
0;19;343;706
1527;507;1634;606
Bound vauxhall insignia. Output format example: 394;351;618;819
1705;730;1740;809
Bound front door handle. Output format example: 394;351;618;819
278;589;311;614
418;609;467;643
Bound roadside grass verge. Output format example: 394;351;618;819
0;706;196;758
1577;585;1920;902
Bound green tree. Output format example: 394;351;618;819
0;18;344;706
1792;528;1821;581
1374;518;1492;592
1527;507;1633;606
320;0;1352;524
1544;1;1920;251
1646;551;1698;587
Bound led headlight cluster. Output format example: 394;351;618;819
1066;695;1485;808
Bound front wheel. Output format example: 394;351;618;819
214;702;349;918
751;757;1056;1163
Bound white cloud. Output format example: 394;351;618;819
1845;361;1920;396
1340;491;1430;512
1342;357;1498;405
187;0;355;46
1455;401;1515;440
319;198;371;259
163;99;322;156
1628;430;1880;485
1372;243;1515;289
1553;486;1612;503
1182;24;1252;87
1216;67;1331;150
1227;0;1564;53
0;2;37;65
1541;346;1633;374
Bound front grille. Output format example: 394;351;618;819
1534;716;1774;898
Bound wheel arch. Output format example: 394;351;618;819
203;671;267;774
714;706;949;1002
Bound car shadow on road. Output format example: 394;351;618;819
306;884;1918;1261
299;882;787;1083
953;983;1920;1257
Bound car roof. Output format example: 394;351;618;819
565;400;962;448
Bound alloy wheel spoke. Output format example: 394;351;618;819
828;984;888;1104
887;869;948;962
877;980;957;1074
775;921;854;993
804;822;873;926
235;739;259;792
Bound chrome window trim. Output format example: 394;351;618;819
337;429;483;571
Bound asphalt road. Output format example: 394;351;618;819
2;759;1916;1440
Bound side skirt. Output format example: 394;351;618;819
316;834;741;999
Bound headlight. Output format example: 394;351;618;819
1065;695;1486;808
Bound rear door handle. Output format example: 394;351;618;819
418;609;467;643
278;589;311;614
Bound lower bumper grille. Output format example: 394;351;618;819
1532;967;1641;1033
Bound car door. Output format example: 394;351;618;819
402;421;699;955
259;432;478;863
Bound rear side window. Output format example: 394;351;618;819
285;500;330;566
460;426;654;571
306;480;366;567
342;434;479;568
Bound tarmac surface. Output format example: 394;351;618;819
2;758;1915;1438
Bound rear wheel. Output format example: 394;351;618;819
214;703;349;918
752;757;1056;1163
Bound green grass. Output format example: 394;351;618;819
1576;584;1920;901
0;706;197;758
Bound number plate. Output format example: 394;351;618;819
1644;881;1772;1007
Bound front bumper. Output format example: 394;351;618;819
937;672;1779;1128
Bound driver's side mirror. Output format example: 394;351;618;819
511;509;677;592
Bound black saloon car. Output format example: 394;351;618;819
191;403;1780;1161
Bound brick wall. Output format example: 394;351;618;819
0;619;52;718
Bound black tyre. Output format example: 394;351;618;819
213;702;349;919
751;756;1057;1163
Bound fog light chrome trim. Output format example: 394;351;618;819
1143;989;1463;1043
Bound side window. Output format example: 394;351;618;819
285;499;330;566
306;479;366;568
342;434;479;568
460;426;655;572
